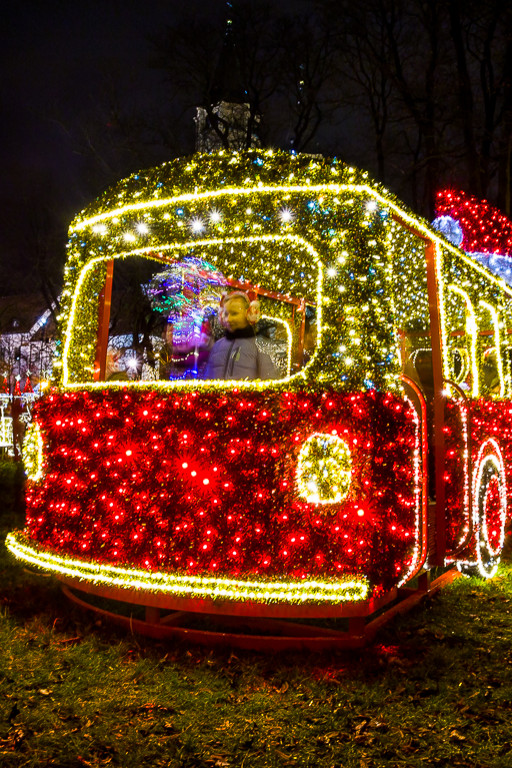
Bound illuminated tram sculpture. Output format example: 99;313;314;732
7;150;512;647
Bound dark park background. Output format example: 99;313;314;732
2;4;512;766
1;0;511;314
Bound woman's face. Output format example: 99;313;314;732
225;298;249;331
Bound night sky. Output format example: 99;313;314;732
2;1;508;293
1;0;193;189
3;0;328;293
1;0;232;288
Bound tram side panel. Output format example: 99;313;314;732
440;245;512;572
25;387;421;598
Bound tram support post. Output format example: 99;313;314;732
417;570;431;592
424;241;446;565
145;607;161;625
94;259;114;382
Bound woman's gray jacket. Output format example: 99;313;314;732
204;330;278;380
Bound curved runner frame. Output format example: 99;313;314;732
59;570;461;651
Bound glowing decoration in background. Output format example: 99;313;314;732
435;189;512;286
22;422;44;482
1;376;41;456
435;190;512;255
296;433;352;504
143;256;225;379
0;399;14;451
143;256;225;320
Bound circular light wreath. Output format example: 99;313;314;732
473;439;507;578
482;475;503;555
22;422;44;482
296;432;352;505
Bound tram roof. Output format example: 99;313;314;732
69;150;423;236
66;149;512;303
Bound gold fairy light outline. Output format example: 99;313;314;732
5;531;369;604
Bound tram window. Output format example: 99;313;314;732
390;232;436;399
105;257;164;382
303;311;317;365
411;348;434;392
443;287;474;392
503;347;512;391
401;333;434;396
481;347;500;395
99;256;312;383
450;347;470;386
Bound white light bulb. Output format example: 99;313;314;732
190;218;205;233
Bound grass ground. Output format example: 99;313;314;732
1;468;512;767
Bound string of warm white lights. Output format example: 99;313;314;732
5;532;369;604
